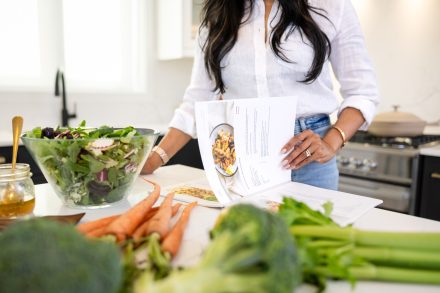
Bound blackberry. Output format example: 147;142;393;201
41;127;55;138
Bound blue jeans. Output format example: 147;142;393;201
290;114;339;190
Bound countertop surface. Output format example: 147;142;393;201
33;164;440;293
420;144;440;157
424;125;440;136
420;124;440;157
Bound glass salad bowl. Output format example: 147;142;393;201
21;125;158;208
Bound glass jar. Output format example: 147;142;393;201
0;163;35;218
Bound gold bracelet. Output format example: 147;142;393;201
152;146;170;165
331;126;346;148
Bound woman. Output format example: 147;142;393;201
142;0;379;190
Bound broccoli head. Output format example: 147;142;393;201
0;219;122;293
134;204;300;293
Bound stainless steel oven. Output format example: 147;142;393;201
337;132;440;214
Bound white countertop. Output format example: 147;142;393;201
424;125;440;136
33;164;440;293
420;144;440;157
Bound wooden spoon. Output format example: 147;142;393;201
2;116;24;203
11;116;23;169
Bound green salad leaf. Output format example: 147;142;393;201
23;122;154;206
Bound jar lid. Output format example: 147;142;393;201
0;163;31;182
373;105;425;123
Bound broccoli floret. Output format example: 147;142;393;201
134;204;300;293
0;219;122;293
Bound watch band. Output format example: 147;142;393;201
152;146;170;165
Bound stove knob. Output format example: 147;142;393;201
368;161;378;170
355;160;364;168
361;159;378;171
339;156;349;166
349;157;363;168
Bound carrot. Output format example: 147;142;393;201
172;203;182;216
161;202;197;258
76;214;120;234
85;226;108;238
132;202;182;243
132;220;151;243
145;192;175;239
80;207;159;239
143;206;159;222
104;179;161;238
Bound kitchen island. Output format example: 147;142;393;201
33;164;440;293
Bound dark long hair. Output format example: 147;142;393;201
200;0;332;94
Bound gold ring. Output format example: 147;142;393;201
305;149;311;158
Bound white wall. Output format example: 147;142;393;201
0;0;193;134
352;0;440;123
1;0;439;135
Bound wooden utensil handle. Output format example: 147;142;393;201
12;116;23;169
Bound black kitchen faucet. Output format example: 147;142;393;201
54;69;77;127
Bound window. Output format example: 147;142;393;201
0;0;146;93
0;0;41;84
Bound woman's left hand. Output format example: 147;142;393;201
280;129;337;170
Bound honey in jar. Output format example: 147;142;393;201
0;163;35;218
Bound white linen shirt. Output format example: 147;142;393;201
169;0;379;138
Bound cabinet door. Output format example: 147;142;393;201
0;146;46;184
0;147;12;164
419;156;440;221
157;0;202;60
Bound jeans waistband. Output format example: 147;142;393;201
295;114;330;133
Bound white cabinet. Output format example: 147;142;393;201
157;0;203;60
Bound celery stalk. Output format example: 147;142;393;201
316;265;440;285
315;265;440;285
352;247;440;270
280;198;440;290
291;225;440;250
353;266;440;284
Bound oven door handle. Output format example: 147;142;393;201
431;172;440;180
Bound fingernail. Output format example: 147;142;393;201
280;148;287;154
282;160;289;167
291;165;297;170
284;164;290;169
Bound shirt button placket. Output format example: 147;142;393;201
253;7;269;98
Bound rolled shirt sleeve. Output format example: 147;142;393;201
330;0;380;130
168;32;217;138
